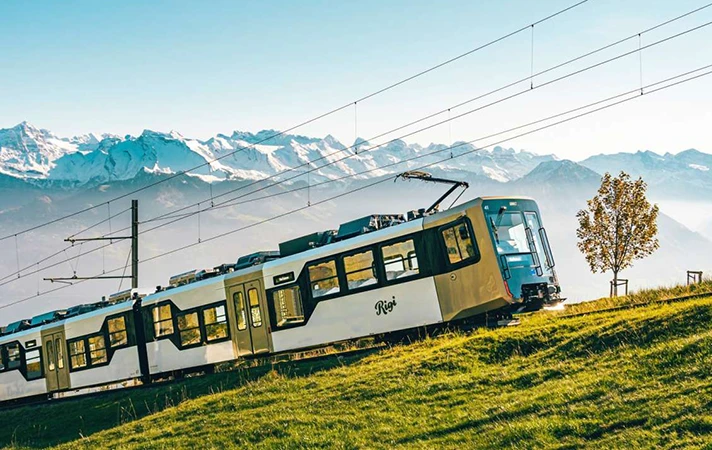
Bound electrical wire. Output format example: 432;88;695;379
137;18;712;230
129;3;712;228
0;207;133;283
2;60;708;312
2;16;711;291
0;1;589;243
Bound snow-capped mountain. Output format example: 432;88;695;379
580;149;712;198
0;122;556;185
2;122;710;199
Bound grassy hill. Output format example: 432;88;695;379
3;281;712;449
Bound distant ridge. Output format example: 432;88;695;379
1;123;710;198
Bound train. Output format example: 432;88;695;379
0;195;561;403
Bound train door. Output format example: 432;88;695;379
228;280;270;356
41;329;70;392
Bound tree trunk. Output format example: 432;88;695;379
612;270;619;297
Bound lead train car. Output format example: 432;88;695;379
0;196;559;402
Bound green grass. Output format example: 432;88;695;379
3;282;712;449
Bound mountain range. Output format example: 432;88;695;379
1;122;710;199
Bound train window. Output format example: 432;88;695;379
441;221;477;264
381;239;419;281
273;286;305;327
488;212;528;255
108;316;129;348
248;289;263;328
0;347;5;371
343;250;377;290
47;340;56;371
153;304;174;338
177;311;202;347
88;335;107;365
234;292;247;331
69;340;87;369
203;305;228;342
308;259;340;298
6;343;21;370
25;349;42;380
55;337;64;369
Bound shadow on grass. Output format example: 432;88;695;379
0;348;381;449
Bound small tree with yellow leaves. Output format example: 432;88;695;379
576;172;660;296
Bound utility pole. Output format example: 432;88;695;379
45;200;139;288
131;199;138;289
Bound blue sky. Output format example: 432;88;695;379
1;0;711;159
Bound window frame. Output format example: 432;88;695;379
176;310;202;348
68;338;88;370
233;291;247;331
307;257;342;299
268;231;436;330
0;345;6;372
152;303;175;340
271;284;305;328
380;238;421;284
148;300;231;350
6;342;21;371
87;334;108;366
25;348;43;381
438;217;481;270
247;288;263;328
0;341;46;380
203;304;229;343
65;311;136;373
107;315;129;349
342;249;379;292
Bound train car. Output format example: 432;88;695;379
59;300;143;394
255;196;559;354
141;273;237;377
0;325;46;401
0;296;145;403
0;195;561;403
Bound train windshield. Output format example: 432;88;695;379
488;211;529;255
488;208;555;272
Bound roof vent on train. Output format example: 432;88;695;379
3;319;30;336
169;269;200;288
279;231;337;258
30;310;68;327
235;251;280;270
165;263;240;290
64;301;114;319
334;214;406;241
108;288;150;303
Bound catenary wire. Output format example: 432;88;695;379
5;1;706;278
3;64;711;311
138;6;712;227
2;61;706;312
0;207;132;283
143;63;712;220
2;19;710;290
137;19;712;229
0;1;589;243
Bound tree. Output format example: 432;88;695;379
576;171;660;296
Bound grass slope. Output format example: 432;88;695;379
3;282;712;449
